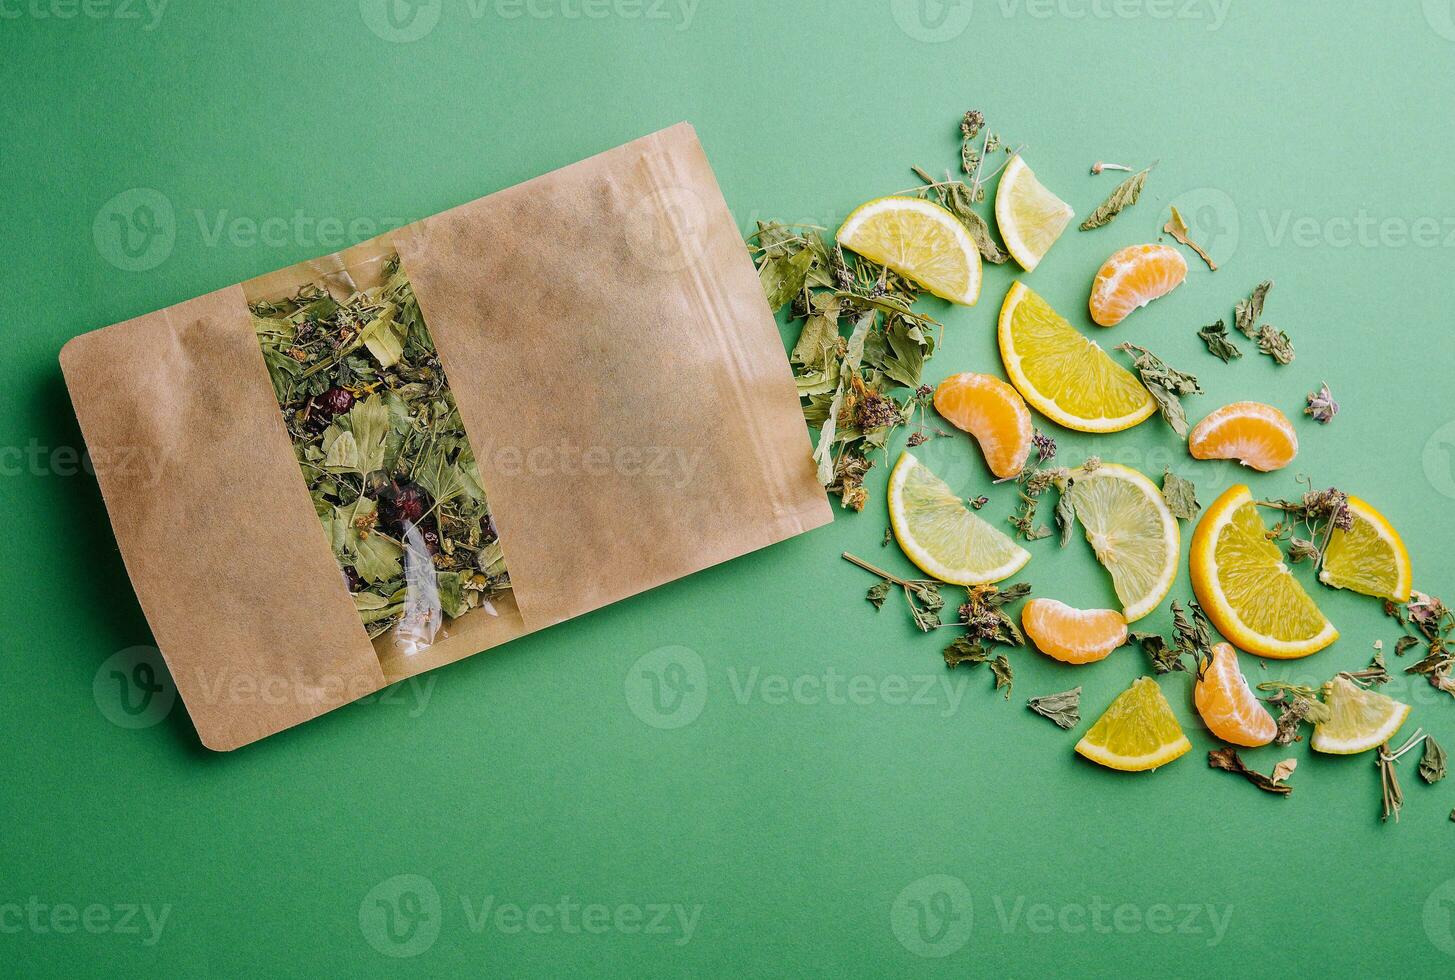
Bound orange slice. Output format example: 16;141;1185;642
1075;677;1191;772
1190;484;1338;658
1088;244;1188;327
1022;598;1128;664
933;373;1034;479
1188;402;1298;472
1193;642;1277;746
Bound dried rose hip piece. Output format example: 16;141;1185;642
317;386;354;416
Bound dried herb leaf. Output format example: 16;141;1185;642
1161;469;1201;521
866;581;891;609
1208;746;1294;796
844;553;943;632
1305;381;1338;424
1080;167;1150;231
1421;735;1448;784
1257;324;1295;364
1196;320;1242;362
1115;344;1202;436
1163;205;1216;270
1027;687;1081;729
1129;631;1183;675
989;655;1014;699
1234;280;1273;338
943;635;988;669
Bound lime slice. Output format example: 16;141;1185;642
836;197;982;305
1066;463;1179;623
997;283;1156;433
995;156;1074;272
1319;496;1412;603
1075;677;1191;772
1191;485;1338;659
1311;675;1411;754
888;452;1029;585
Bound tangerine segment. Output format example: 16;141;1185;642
1193;643;1277;747
1022;598;1128;664
933;373;1034;479
1188;402;1298;473
1190;484;1338;659
1088;244;1188;327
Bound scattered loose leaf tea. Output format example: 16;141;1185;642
1208;746;1295;796
1234;280;1273;338
1080;166;1150;231
843;552;944;632
1306;381;1339;424
1161;469;1201;521
251;256;510;642
1420;734;1447;784
1163;205;1217;270
1115;343;1203;436
1197;320;1243;362
1257;324;1295;364
1027;687;1081;729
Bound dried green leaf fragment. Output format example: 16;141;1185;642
1027;687;1081;729
1161;469;1200;521
1197;320;1242;362
1080;167;1150;230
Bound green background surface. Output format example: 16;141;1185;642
4;1;1455;975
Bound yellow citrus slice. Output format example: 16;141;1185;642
836;197;981;305
887;451;1030;586
1075;676;1191;772
1194;642;1277;747
1311;675;1411;754
1066;463;1179;623
998;283;1156;433
995;156;1074;272
1188;402;1299;473
1318;496;1412;603
1022;598;1127;664
932;372;1034;479
1190;484;1338;658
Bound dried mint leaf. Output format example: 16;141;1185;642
1115;344;1202;436
1421;735;1448;784
1234;280;1273;338
1027;687;1081;729
866;581;892;609
989;655;1014;699
1080;166;1150;231
1257;324;1295;364
1196;320;1242;362
1161;469;1201;521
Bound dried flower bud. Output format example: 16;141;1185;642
1305;382;1339;424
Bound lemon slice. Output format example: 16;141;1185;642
1311;675;1411;754
1318;496;1412;603
1075;677;1191;772
997;283;1156;433
1066;463;1179;622
888;452;1030;585
836;197;982;305
1191;485;1338;658
995;155;1074;271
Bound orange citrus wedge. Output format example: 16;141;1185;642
1088;244;1187;327
933;372;1034;479
1194;642;1278;746
1188;402;1298;473
1022;598;1128;664
1318;496;1413;603
1190;484;1338;658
